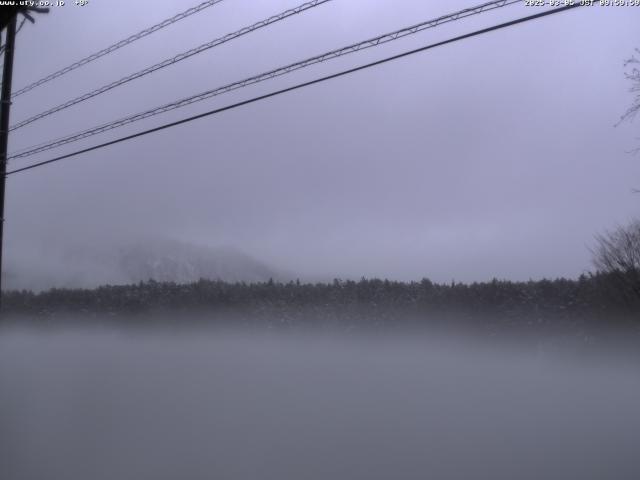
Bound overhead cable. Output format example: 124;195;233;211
11;0;226;98
9;0;332;132
6;4;583;176
9;0;522;159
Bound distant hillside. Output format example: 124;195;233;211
118;240;280;284
4;239;284;291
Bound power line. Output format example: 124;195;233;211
10;0;226;99
15;17;26;35
6;4;583;177
9;0;333;132
9;0;521;160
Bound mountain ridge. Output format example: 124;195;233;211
4;238;286;291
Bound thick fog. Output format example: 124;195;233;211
2;3;639;479
1;328;639;480
3;0;640;289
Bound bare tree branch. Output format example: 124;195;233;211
591;219;640;304
618;48;640;126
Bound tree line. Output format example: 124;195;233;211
2;272;637;329
2;218;638;331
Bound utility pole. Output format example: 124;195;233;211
0;7;47;310
0;14;17;310
0;15;17;309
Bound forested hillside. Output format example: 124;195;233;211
3;274;638;333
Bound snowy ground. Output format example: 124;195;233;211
1;325;639;480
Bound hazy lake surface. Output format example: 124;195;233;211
1;326;639;480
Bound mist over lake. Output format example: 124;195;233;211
1;1;639;479
1;325;639;480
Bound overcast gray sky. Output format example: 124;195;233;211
3;0;640;285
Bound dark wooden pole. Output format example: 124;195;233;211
0;14;18;308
